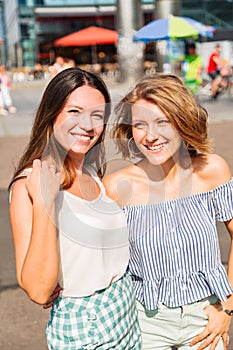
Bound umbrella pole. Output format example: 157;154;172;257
165;40;171;73
91;45;97;65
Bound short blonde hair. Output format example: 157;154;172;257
113;74;212;158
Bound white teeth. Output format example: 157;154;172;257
72;134;91;141
148;144;165;151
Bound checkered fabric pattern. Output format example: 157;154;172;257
46;273;142;349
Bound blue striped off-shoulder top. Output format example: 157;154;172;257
122;178;233;310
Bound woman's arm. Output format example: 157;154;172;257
10;159;61;305
190;218;233;350
191;155;233;350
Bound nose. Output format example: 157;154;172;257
145;125;159;143
79;113;93;131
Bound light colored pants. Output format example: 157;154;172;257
0;85;13;107
136;295;224;350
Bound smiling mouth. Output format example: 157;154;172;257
70;133;94;142
146;142;167;152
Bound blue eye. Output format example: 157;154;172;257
133;122;146;129
157;119;170;125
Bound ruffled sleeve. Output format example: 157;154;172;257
212;178;233;221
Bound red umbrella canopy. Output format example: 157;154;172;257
54;26;118;46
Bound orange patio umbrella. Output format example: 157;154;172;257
53;26;118;63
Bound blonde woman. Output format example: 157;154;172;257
104;74;233;349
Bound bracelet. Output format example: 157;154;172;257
219;304;233;316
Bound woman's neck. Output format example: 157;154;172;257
140;152;192;183
69;154;85;174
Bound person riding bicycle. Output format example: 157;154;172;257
207;44;229;99
182;42;203;95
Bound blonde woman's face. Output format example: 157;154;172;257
132;99;182;166
53;85;105;157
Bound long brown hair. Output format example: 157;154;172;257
9;67;111;189
113;74;212;158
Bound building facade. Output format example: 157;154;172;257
2;0;233;68
3;0;154;67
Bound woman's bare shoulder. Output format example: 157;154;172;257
104;164;137;180
193;153;232;189
103;164;139;203
10;177;29;202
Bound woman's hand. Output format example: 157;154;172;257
26;159;61;208
43;284;62;309
190;304;231;349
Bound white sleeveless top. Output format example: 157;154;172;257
56;167;129;297
15;167;129;298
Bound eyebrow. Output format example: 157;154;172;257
65;104;105;112
132;115;166;122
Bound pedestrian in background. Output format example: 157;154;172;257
207;44;228;99
29;62;44;80
49;56;66;78
64;58;76;68
0;65;17;115
104;74;233;349
182;42;203;95
9;67;142;349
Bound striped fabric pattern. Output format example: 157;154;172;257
46;273;142;349
123;178;233;310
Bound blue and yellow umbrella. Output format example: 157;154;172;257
134;15;215;42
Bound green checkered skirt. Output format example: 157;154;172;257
46;273;142;349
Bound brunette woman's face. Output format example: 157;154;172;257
131;99;182;166
53;85;105;157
